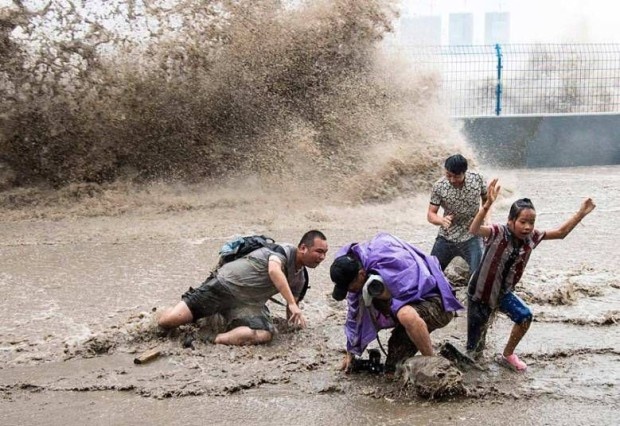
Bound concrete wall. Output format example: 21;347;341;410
459;114;620;168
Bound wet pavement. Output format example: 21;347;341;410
1;166;619;425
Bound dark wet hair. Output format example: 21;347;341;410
298;230;327;248
444;154;468;174
508;198;536;220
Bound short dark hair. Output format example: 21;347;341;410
298;230;327;248
508;198;536;220
330;255;362;301
445;154;468;174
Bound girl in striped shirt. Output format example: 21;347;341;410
466;179;596;371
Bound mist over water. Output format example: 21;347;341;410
0;0;465;217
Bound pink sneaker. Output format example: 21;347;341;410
500;354;527;372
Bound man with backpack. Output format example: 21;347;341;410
157;230;328;345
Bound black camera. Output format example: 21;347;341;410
351;348;384;374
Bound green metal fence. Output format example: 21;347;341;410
403;44;620;117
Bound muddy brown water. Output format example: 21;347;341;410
1;166;619;425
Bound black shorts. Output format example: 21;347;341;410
226;305;274;333
182;277;274;332
182;277;236;320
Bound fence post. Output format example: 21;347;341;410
495;43;503;116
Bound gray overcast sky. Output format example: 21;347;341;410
400;0;620;43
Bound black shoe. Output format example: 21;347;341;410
440;342;482;370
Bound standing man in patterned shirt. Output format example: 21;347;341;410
427;154;488;277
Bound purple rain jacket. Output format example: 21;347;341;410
338;232;464;355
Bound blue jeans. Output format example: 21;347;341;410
431;236;483;275
466;292;533;354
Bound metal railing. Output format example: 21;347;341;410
402;44;620;117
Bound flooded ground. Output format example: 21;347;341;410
1;165;619;425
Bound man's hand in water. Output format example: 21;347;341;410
341;352;354;373
287;303;306;328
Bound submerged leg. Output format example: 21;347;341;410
214;326;272;346
466;296;492;358
386;324;419;372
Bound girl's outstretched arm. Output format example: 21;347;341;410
469;178;500;239
544;198;596;240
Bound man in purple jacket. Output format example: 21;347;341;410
330;232;463;372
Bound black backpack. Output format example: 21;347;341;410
217;235;280;265
214;235;310;302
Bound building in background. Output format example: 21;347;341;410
393;0;512;45
449;13;474;45
485;12;511;44
392;0;620;45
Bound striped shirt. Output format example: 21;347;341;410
469;224;545;308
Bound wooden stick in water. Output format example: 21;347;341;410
133;347;161;365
